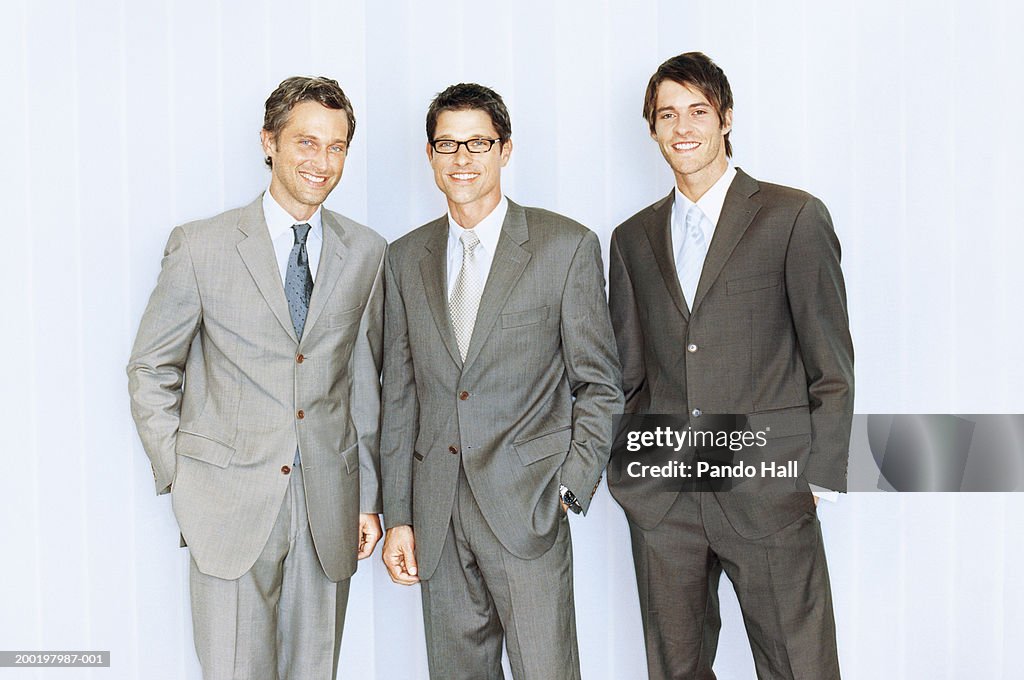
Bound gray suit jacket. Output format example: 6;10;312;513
127;195;386;581
608;169;854;536
381;199;623;580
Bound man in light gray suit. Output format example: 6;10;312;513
608;53;853;679
380;83;623;680
127;76;385;680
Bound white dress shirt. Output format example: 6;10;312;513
263;189;324;284
445;196;508;297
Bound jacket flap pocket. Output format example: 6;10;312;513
727;271;781;295
501;305;550;329
513;426;571;466
176;431;236;468
746;408;812;440
340;442;359;474
325;306;364;328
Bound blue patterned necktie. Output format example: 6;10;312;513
286;223;314;340
677;204;709;310
285;223;313;466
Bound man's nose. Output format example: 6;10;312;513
310;146;330;171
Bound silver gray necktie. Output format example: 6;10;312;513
677;204;709;310
449;230;483;361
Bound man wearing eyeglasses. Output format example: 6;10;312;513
380;83;622;679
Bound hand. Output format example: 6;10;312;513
560;500;569;513
357;513;383;559
382;525;419;585
813;495;820;508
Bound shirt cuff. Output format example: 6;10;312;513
809;484;839;503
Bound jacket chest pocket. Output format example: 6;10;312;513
324;305;364;328
726;271;781;295
501;305;550;329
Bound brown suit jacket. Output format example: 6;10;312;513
608;168;854;536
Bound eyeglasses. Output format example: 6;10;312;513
430;138;502;154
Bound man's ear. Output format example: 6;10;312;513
260;129;276;160
721;108;733;135
499;138;513;167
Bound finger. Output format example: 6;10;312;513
383;550;407;583
403;543;419;577
357;532;373;559
356;520;372;559
360;526;383;560
382;545;417;584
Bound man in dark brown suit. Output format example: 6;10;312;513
608;52;853;680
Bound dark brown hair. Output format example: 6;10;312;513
426;83;512;144
643;52;734;157
263;76;355;168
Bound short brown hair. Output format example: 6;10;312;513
643;52;734;157
426;83;512;144
262;76;356;168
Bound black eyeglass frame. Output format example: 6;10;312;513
429;138;503;154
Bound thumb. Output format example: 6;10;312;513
403;542;418;576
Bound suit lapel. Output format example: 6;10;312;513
419;217;463;367
235;197;298;343
643;192;690;321
303;210;349;339
462;200;531;371
690;168;762;315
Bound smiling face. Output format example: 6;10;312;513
427;108;512;228
260;100;350;221
651;79;732;201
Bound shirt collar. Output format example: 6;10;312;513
672;165;737;228
262;188;323;243
447;196;508;255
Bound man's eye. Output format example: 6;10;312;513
660;112;675;120
300;140;312;146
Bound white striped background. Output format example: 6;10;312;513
2;0;1023;678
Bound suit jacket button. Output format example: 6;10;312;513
281;465;291;475
459;391;470;401
448;446;459;455
691;408;702;418
687;343;698;353
296;354;305;364
297;410;305;419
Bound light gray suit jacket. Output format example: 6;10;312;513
127;195;386;581
608;169;854;536
381;199;623;580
